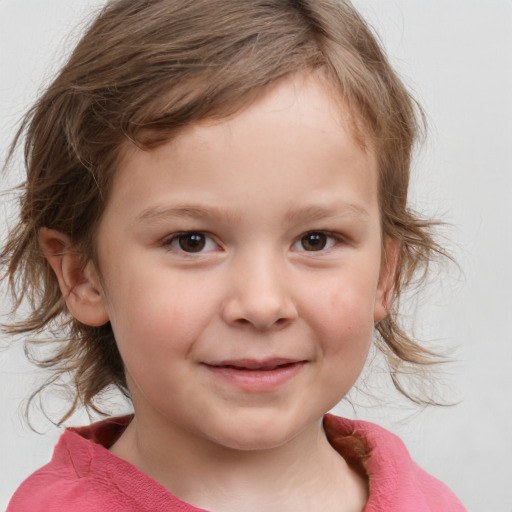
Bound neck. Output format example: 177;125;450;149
111;413;367;512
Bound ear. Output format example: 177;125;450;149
38;228;110;326
374;238;400;323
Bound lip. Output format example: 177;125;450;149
202;358;307;392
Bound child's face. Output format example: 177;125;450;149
90;73;393;450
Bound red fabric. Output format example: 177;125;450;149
323;415;467;511
8;414;466;511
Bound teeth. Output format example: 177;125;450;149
217;362;296;371
244;364;287;371
226;364;281;371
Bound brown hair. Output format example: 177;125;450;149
2;0;447;422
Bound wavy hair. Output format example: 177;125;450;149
2;0;447;422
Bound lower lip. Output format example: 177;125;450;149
203;362;306;392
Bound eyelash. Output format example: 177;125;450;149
163;232;219;254
292;231;343;252
162;230;344;255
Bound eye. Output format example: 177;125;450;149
293;231;339;252
166;232;217;253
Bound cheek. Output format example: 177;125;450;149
104;270;221;356
300;272;377;368
309;280;377;336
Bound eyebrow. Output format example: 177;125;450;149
135;202;369;225
135;205;242;224
284;203;370;224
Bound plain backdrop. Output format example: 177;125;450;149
1;1;511;511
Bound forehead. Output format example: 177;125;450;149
120;71;374;160
196;73;368;151
108;73;379;225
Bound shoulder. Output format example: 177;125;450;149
7;426;126;512
7;416;205;512
324;414;468;512
8;417;136;511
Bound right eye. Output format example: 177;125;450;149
165;232;218;253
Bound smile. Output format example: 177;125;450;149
202;359;307;392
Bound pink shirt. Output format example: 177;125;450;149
8;414;466;511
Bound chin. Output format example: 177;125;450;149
215;432;294;452
206;413;311;452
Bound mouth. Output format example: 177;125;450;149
202;358;307;392
204;358;305;371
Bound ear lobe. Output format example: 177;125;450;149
374;238;400;323
38;228;109;327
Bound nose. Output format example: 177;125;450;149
221;253;298;331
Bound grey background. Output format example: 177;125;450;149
1;1;511;510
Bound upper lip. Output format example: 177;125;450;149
203;358;305;370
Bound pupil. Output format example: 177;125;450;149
179;233;205;252
302;232;327;251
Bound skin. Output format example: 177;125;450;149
41;73;397;511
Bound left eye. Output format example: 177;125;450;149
292;231;338;252
166;232;217;253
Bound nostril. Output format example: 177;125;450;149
221;291;298;330
232;316;291;331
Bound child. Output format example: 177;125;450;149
2;0;467;510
